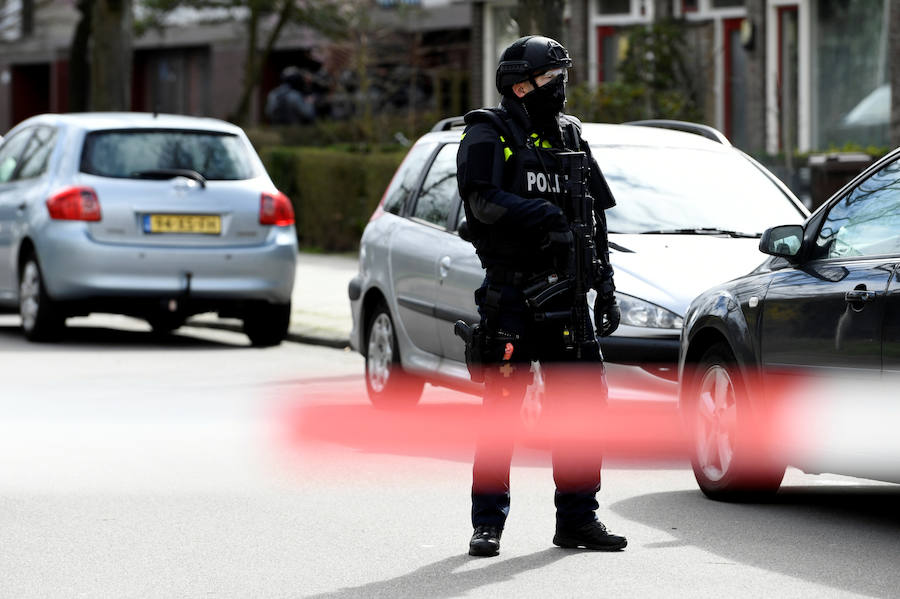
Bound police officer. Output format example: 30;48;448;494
265;66;316;125
456;35;626;557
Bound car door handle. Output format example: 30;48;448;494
439;256;452;279
845;289;876;303
16;202;26;212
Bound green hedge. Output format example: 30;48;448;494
260;146;406;252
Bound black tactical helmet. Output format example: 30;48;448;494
496;35;573;95
281;65;304;86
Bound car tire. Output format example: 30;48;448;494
147;312;186;336
687;342;784;501
19;253;65;342
365;302;424;409
243;301;290;347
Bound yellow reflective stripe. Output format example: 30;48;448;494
498;135;512;161
529;132;552;148
460;132;466;140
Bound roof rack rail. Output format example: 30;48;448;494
624;119;731;146
430;116;466;132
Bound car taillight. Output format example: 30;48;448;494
260;191;295;226
369;203;385;222
46;186;101;221
369;171;397;223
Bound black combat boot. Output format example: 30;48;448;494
468;525;502;557
553;519;627;551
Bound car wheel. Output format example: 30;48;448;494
687;342;784;501
243;301;291;347
365;303;423;408
19;253;65;342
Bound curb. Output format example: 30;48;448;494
189;319;351;349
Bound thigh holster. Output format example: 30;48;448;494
454;320;523;383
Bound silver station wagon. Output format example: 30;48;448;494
0;113;297;345
349;119;809;407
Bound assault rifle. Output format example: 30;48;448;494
524;150;596;359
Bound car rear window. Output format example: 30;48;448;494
80;129;257;180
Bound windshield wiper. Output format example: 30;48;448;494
641;228;760;238
131;169;207;188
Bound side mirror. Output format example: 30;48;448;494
458;219;473;243
759;224;804;259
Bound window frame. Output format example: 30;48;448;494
383;141;438;217
809;154;900;262
14;125;59;181
0;126;38;184
406;141;461;232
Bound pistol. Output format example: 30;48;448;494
454;320;473;343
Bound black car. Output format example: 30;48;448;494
679;146;900;499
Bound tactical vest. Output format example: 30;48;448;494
462;107;583;273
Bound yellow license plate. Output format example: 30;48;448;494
144;214;221;235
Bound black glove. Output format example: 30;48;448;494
540;211;573;268
594;293;620;337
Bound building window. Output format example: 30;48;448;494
0;0;23;41
811;0;889;149
711;0;744;7
681;0;698;13
597;0;631;15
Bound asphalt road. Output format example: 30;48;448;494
1;314;898;598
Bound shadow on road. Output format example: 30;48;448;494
303;548;578;599
613;485;900;597
0;320;247;351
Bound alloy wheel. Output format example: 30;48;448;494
367;312;394;393
695;364;738;483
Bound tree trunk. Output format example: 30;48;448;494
69;0;93;112
230;4;261;124
231;0;293;125
89;0;132;111
356;30;373;142
890;0;900;148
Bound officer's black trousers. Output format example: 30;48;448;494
471;282;608;530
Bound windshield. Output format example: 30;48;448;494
592;145;805;235
80;129;258;180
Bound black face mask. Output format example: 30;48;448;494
522;75;566;120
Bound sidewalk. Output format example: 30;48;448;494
191;251;357;348
288;252;357;347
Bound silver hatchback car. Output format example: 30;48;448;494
0;113;297;344
349;119;808;407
